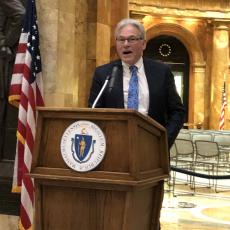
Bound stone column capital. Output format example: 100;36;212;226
210;19;229;30
191;63;206;73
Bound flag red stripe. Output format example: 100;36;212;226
13;63;25;74
25;125;34;155
22;64;31;81
28;86;36;116
9;84;21;96
18;120;26;140
20;92;29;111
23;176;34;203
17;43;27;53
20;204;32;229
36;84;44;106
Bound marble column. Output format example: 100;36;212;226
192;63;206;127
210;22;229;129
110;0;129;60
37;0;128;108
37;0;84;107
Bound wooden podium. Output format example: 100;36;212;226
31;107;169;230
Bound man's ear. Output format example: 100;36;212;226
142;39;147;50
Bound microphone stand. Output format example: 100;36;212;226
92;76;110;108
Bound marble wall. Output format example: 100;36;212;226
36;0;230;129
37;0;128;108
130;1;230;130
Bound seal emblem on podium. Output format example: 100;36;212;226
60;120;106;172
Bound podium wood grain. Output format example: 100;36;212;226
31;108;169;230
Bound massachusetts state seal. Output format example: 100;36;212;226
60;120;106;172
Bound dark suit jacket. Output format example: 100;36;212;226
88;57;185;148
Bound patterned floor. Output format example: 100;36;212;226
161;182;230;230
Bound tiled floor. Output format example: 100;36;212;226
161;190;230;229
1;184;230;230
161;178;230;230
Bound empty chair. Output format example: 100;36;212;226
180;128;190;133
213;134;230;166
192;133;213;142
167;143;177;190
194;140;220;192
214;134;230;148
171;139;195;195
170;143;177;163
177;132;191;140
175;139;194;163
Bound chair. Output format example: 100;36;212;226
214;134;230;170
171;139;195;196
177;132;191;140
194;140;220;192
166;144;178;193
192;133;213;142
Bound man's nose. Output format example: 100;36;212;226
123;39;130;45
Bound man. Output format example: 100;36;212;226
88;18;185;229
88;18;185;148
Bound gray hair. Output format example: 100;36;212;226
114;18;146;39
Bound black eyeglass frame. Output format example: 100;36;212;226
116;36;144;44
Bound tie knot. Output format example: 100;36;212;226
129;65;138;74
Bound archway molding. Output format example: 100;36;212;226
146;23;206;126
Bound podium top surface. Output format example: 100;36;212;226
36;107;165;131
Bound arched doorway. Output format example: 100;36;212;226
144;35;190;122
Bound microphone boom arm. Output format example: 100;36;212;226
91;76;110;108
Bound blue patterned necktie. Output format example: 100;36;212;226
127;65;138;110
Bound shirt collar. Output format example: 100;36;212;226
122;57;143;73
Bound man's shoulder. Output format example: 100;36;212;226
143;57;169;69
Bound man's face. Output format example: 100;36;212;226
116;24;146;65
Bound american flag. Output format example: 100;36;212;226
8;0;44;229
219;82;227;130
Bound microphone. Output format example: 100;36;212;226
107;65;119;93
91;65;119;108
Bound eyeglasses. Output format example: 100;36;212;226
116;36;143;44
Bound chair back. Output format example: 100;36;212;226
192;133;212;142
213;134;230;147
175;139;194;157
195;140;219;158
177;132;191;140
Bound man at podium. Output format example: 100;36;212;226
88;19;185;229
88;18;185;229
88;18;185;149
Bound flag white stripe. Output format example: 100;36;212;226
18;106;27;126
19;32;28;43
24;144;32;172
21;183;34;223
11;73;23;85
27;105;36;139
14;53;26;64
